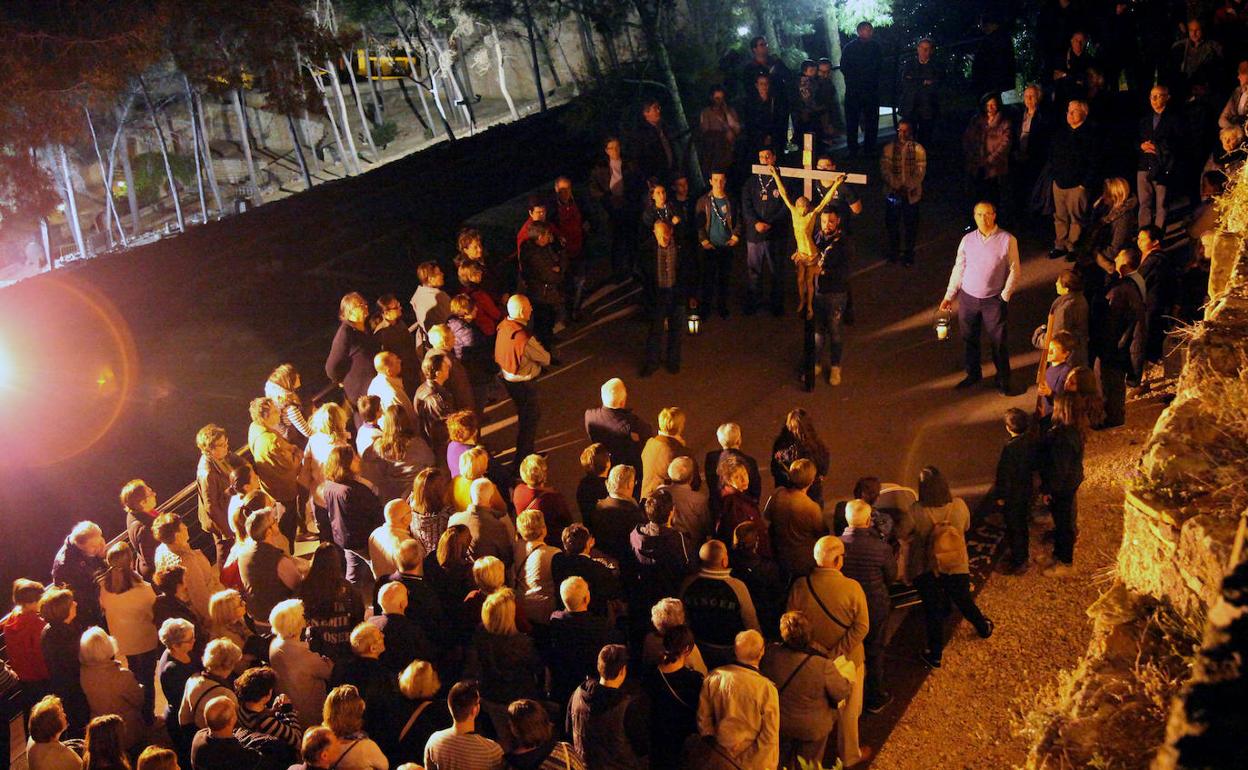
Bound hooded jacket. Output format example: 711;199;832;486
566;680;646;770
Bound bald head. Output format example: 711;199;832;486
601;378;627;408
814;535;845;569
384;498;412;527
699;539;729;569
469;477;498;507
507;294;531;321
734;629;765;665
204;695;237;733
378;581;408;614
846;500;873;529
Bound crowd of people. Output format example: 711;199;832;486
4;3;1247;770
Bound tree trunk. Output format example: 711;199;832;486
316;83;350;174
575;12;603;85
537;25;563;88
192;89;223;212
417;23;471;130
343;51;380;158
326;59;363;173
554;34;581;94
601;29;620;71
388;4;444;138
83;107;122;248
183;89;209;223
521;0;547;111
407;24;456;139
634;1;702;183
231;87;264;205
100;94;134;247
287;113;313;190
56;146;87;260
39;218;51;270
823;5;847;133
490;25;520;120
362;40;385;120
118;123;140;237
139;76;185;231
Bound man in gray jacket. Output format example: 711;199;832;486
841;501;897;714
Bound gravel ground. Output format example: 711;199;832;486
870;396;1168;770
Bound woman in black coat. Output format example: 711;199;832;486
325;292;380;421
770;408;831;505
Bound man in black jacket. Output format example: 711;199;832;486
551;523;622;616
741;148;789;316
1137;85;1185;229
545;576;619;706
587;466;645;563
630;99;679;185
518;221;566;353
842;21;883;156
584;378;652;475
1090;248;1146;428
741;73;788;155
992;408;1036;573
639;220;692;376
1049;99;1100;259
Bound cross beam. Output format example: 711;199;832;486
751;133;868;198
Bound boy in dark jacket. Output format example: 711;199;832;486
566;644;648;770
993;408;1036;574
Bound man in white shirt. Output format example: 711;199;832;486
366;351;416;425
939;201;1021;394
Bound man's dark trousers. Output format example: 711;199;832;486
957;289;1010;383
885;196;920;261
845;88;880;153
1050;491;1078;565
1098;358;1128;427
863;607;889;707
701;245;734;315
502;378;540;462
646;288;685;368
746;237;786;314
1003;495;1030;568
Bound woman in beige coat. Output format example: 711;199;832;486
268;599;334;729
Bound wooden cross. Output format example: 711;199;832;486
751;133;868;198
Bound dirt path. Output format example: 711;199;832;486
870;397;1167;770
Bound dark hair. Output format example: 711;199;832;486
1202;169;1228;194
423;351;449;382
527;221;552;243
456;227;482;256
83;715;130;770
38;587;75;624
356;394;382;423
597;643;628;680
783;408;830;471
853;477;881;504
708;84;726;97
228;464;255;496
644;489;674;524
506;698;553;750
917;466;953;507
152;565;186;597
750;35;767;49
412;467;452;515
641;98;661;111
235;666;278;704
1005;408;1030;435
447;680;481;722
300;543;349;616
28;695;66;743
857;21;873;31
13;578;44;606
1138;224;1163;244
1057;269;1083;292
661;625;696;664
562;523;592;554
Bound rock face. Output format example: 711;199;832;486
1023;165;1248;769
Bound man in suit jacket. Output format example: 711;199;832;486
584;378;652;477
1137;85;1185;229
587;465;645;563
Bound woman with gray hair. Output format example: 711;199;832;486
268;598;334;729
178;638;241;729
157;618;199;766
641;598;707;673
78;627;148;750
760;610;853;770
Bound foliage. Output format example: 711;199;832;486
370;120;400;146
835;0;893;35
128;152;197;207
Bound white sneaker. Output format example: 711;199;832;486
829;366;842;386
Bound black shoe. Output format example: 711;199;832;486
864;693;893;714
640;363;658;378
996;378;1013;396
1048;248;1067;260
978;618;995;639
920;650;942;669
666;361;680;374
954;375;982;390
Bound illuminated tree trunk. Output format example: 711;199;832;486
182;92;208;222
191;88;223;212
56;145;87;259
140;76;185;231
84;107;124;248
326;59;363;173
633;0;702;183
343;50;380;158
823;4;847;132
118;120;140;237
491;24;520;120
521;0;547;111
231;87;263;205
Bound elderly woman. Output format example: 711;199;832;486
410;467;454;557
641;407;693;498
156;618;199;767
766;458;825;578
464;589;544;735
515;510;560;627
38;587;89;734
50;521;107;628
716;462;771;558
962;92;1013;208
512;454;575;545
178;638;241;729
320;685;389;770
1207;125;1247;176
268;598;334;729
26;696;82;770
96;542;160;716
760;611;853;770
394;660;451;762
207;589;261;668
79;627;147;750
641;598;708;673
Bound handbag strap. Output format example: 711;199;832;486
804;575;851;630
398;701;431;743
329;740;359;770
658;668;695;711
191;682;229;721
777;654;814;695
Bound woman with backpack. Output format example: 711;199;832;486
906;466;993;669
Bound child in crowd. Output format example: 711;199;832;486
993;408;1036;575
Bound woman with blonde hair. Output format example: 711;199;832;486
134;748;176;770
178;638;241;729
512;454;574;545
410;467;453;556
515;509;560;626
641;406;693;498
268;598;334;729
206;589;259;668
1080;177;1138;295
461;556;529;638
78;628;147;750
303;403;351;535
394;660;451;760
320;685;389;770
326;292;381;421
464;588;544;737
96;541;159;717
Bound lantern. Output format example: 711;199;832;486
933;309;953;341
687;298;701;335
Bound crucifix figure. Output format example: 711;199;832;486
750;133;868;198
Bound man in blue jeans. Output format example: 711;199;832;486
810;209;854;386
939;201;1020;395
741;148;789;316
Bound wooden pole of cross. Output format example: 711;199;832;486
750;133;868;198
